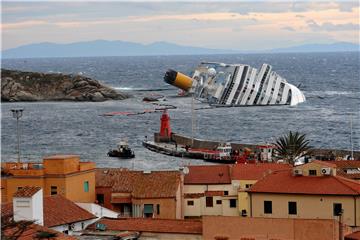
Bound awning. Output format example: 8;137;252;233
143;204;153;214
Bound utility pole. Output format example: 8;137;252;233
350;115;354;160
11;109;23;163
191;95;195;147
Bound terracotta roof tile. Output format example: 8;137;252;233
1;195;96;227
337;171;360;180
111;196;132;204
13;186;41;198
184;193;204;198
311;160;337;168
346;231;360;240
96;169;180;198
3;223;76;240
44;195;96;227
333;161;360;180
333;160;360;169
184;165;231;184
249;170;360;195
205;191;224;197
231;163;291;180
88;217;202;234
1;202;13;217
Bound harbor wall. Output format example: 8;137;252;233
171;133;360;159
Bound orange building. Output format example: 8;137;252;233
1;155;95;203
96;168;183;219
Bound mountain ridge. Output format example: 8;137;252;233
2;40;359;59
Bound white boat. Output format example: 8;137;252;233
164;62;306;106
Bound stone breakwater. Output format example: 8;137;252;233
1;69;128;102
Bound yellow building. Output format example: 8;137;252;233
246;162;360;228
232;163;291;217
1;155;95;204
183;165;239;218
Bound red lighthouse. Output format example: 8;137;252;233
159;109;172;137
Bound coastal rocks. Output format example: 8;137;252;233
1;69;128;102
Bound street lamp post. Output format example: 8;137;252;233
11;108;24;163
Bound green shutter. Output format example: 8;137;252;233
144;204;153;214
84;181;89;192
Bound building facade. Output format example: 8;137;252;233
96;168;183;219
1;155;96;204
246;163;360;228
183;165;239;218
3;186;97;235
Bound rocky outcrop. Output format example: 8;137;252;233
1;69;128;102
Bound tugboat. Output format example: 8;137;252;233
108;141;135;159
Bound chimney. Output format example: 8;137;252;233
13;186;44;226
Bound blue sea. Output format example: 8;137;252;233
1;52;359;169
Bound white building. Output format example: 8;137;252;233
10;186;98;235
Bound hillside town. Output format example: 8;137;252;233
2;153;360;240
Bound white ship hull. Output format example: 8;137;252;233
191;62;305;106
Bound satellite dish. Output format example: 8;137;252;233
182;166;189;175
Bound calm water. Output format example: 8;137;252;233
1;52;359;169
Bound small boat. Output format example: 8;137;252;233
108;141;135;159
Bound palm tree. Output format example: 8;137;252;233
273;131;312;164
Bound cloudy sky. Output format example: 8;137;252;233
1;1;359;51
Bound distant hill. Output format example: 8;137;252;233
269;42;359;53
1;40;233;59
2;40;359;58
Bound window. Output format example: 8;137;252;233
15;200;30;207
206;197;213;207
245;184;253;189
230;199;237;208
187;200;194;206
84;181;89;192
50;186;57;195
333;203;342;216
156;204;160;215
309;170;317;176
96;194;104;204
224;191;229;196
144;204;154;218
264;201;272;214
288;202;297;215
216;200;222;205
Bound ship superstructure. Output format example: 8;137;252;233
164;62;305;106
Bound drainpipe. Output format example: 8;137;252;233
180;173;184;219
339;209;344;240
355;196;357;227
249;193;252;217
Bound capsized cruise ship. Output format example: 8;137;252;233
164;62;306;106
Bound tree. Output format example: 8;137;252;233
273;131;312;164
